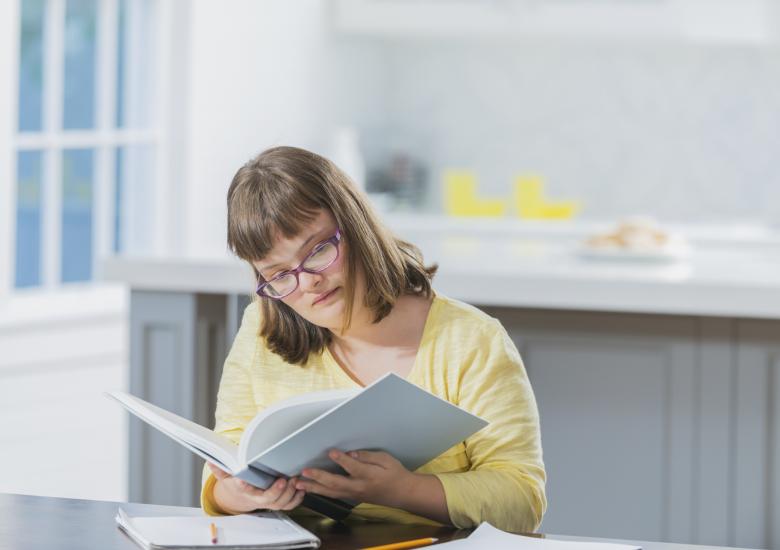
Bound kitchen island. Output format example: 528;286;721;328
102;216;780;550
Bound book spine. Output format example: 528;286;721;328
233;466;276;489
301;494;355;521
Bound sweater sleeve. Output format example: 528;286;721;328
200;303;261;515
434;320;547;532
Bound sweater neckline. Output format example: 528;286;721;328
322;293;440;388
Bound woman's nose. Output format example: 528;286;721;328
298;271;323;292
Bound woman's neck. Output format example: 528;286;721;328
329;294;433;353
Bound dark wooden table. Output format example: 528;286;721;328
0;493;470;549
0;493;746;550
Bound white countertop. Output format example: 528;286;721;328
101;216;780;320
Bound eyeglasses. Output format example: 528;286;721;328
256;229;342;299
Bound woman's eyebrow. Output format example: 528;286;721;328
261;232;322;272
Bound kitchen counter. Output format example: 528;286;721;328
102;216;780;319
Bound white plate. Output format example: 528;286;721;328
576;241;690;263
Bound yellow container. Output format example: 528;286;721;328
444;171;507;217
538;202;580;219
513;175;580;220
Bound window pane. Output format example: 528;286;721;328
18;0;46;132
115;145;155;254
115;0;126;128
62;149;94;282
63;0;97;130
116;0;155;129
15;151;44;288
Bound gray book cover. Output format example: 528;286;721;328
108;373;487;519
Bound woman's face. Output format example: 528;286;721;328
253;210;363;331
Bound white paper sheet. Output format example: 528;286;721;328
434;523;642;550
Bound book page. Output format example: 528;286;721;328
107;391;240;472
238;388;357;465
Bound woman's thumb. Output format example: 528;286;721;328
207;462;230;480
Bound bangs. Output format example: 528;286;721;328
227;166;323;262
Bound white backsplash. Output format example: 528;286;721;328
329;38;780;224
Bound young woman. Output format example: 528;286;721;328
201;146;546;532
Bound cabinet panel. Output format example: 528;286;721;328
695;319;734;546
479;308;780;549
735;320;780;550
129;291;228;507
482;308;698;543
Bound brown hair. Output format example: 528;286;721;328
226;146;437;365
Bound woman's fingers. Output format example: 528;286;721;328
213;473;305;512
281;490;305;511
239;479;270;499
269;477;299;509
297;467;361;500
328;449;370;476
301;467;350;491
346;450;393;467
256;478;287;505
296;478;343;500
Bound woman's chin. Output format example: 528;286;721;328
307;305;346;330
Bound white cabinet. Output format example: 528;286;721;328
331;0;777;44
0;286;128;502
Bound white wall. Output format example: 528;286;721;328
184;0;351;257
177;1;780;260
378;39;780;223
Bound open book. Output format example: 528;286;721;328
108;373;487;520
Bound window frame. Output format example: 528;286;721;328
0;1;20;298
5;0;176;293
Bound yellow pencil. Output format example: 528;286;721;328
209;522;218;544
359;537;438;550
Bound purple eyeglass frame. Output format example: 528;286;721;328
256;229;342;299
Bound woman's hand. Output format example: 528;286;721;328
208;463;305;514
294;449;417;509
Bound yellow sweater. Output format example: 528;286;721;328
201;293;546;532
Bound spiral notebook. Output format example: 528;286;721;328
116;507;320;550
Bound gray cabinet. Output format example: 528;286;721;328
733;320;780;550
128;291;248;506
483;308;780;550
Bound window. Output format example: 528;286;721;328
11;0;160;290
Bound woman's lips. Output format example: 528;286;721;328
313;287;339;306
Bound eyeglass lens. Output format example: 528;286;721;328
263;241;338;297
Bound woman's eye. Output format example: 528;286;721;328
263;269;282;280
